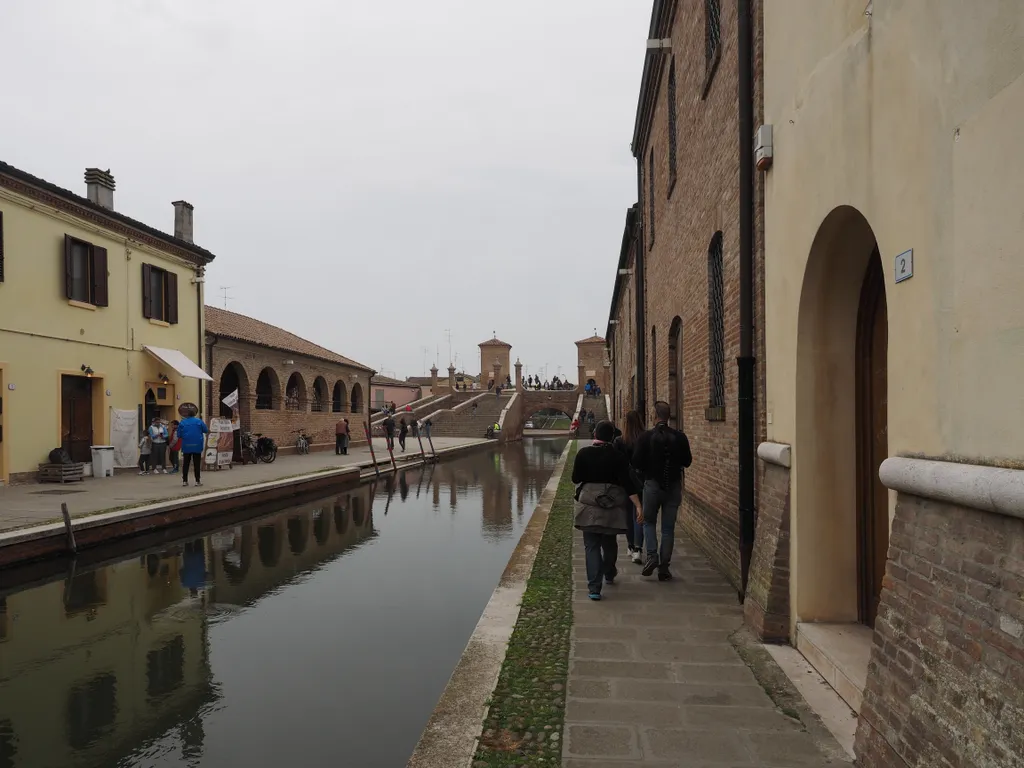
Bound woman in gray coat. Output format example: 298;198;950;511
572;421;643;600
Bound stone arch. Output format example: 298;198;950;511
255;367;280;411
311;376;329;413
332;381;348;413
795;205;889;627
350;382;363;414
668;316;683;429
287;515;309;555
285;372;307;411
218;361;250;417
257;523;282;568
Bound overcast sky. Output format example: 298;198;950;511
4;0;646;381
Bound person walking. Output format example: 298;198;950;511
398;417;408;452
335;417;349;455
148;417;168;474
168;420;181;474
138;432;152;475
614;410;646;564
384;414;396;451
424;418;433;439
572;420;642;601
177;406;210;488
632;401;692;581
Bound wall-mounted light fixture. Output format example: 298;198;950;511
80;365;94;377
158;373;170;385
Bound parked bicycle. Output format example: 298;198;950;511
241;431;278;463
294;428;312;455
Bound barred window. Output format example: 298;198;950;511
668;60;678;192
648;149;656;248
651;326;657;403
703;0;722;96
707;232;725;416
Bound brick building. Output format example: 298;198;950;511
574;335;609;394
204;307;373;454
608;0;766;592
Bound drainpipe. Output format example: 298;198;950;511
197;270;206;417
737;0;756;600
635;193;647;423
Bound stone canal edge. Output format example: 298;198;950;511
407;441;578;768
0;440;490;569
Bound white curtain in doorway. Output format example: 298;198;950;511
110;408;139;467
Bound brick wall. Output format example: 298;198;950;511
577;342;609;393
854;493;1024;767
744;459;791;642
611;238;638;424
634;0;766;589
207;337;371;452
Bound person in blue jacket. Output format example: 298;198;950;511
176;405;209;487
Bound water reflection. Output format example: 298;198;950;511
0;439;566;768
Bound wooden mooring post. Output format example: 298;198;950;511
60;502;77;554
363;422;381;478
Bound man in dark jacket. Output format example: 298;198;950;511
631;401;692;581
572;421;642;600
384;415;396;451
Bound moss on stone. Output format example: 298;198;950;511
472;443;577;767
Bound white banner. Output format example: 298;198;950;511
221;389;239;409
110;408;139;467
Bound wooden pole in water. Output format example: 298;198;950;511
415;423;427;462
60;502;77;554
426;432;437;462
363;422;381;478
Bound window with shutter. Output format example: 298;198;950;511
166;272;178;324
65;235;95;304
0;210;5;283
92;247;108;307
142;263;153;318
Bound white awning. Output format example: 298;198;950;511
143;346;213;381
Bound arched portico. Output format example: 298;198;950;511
794;205;889;628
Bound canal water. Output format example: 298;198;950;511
0;438;568;768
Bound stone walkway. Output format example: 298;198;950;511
562;530;851;766
0;436;487;532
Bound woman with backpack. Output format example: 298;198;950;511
614;410;646;564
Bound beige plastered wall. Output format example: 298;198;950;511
0;187;205;480
762;0;1024;630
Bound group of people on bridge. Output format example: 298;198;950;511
571;401;692;600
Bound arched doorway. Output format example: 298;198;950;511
219;362;250;460
285;372;306;411
332;381;348;413
667;316;683;429
255;368;279;410
350;383;363;415
795;205;889;629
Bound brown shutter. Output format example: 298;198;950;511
141;263;153;318
64;234;74;299
91;246;108;307
166;271;178;324
0;210;5;283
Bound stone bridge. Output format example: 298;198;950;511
498;390;583;441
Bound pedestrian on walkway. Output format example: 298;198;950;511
148;417;168;474
168;420;181;474
384;414;396;451
398;417;408;451
632;400;692;581
335;417;350;455
614;410;646;563
138;433;152;475
177;406;210;488
424;418;433;439
572;420;641;601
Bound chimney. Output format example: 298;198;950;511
84;168;115;210
172;200;194;243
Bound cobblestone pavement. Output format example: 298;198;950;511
0;436;487;532
562;529;851;766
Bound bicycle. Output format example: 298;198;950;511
294;428;312;455
241;431;278;463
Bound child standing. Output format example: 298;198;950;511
138;433;152;475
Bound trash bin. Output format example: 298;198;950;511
90;445;115;478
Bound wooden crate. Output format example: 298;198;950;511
38;462;86;483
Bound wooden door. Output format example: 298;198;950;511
856;252;889;627
61;375;94;463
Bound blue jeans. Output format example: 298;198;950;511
582;531;618;595
642;479;681;568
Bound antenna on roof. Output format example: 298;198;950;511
219;286;234;309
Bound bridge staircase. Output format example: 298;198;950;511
576;394;608;439
426;390;512;438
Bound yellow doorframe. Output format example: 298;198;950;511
0;363;7;485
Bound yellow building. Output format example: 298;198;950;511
0;162;215;484
750;3;1024;764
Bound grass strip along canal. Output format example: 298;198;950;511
471;442;577;767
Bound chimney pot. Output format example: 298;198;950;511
84;168;115;210
172;200;194;243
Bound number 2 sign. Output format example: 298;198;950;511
895;249;914;284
